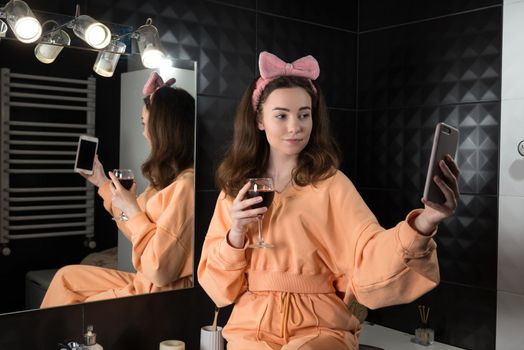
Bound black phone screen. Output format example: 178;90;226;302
76;139;97;170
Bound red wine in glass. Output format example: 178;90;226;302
112;169;135;221
247;178;275;248
247;190;274;209
119;178;134;190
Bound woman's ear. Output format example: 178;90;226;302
256;114;265;131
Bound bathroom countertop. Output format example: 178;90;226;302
359;323;464;350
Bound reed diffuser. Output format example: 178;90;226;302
211;306;219;331
414;304;434;346
201;305;224;350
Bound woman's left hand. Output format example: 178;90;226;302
414;155;460;235
108;171;141;219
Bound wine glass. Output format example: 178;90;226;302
112;169;134;221
246;178;275;248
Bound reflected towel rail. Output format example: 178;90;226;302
0;68;97;256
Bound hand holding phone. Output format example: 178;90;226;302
423;122;459;204
74;135;99;175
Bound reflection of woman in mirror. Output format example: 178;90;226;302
198;52;460;349
41;72;195;307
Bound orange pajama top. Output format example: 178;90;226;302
198;170;439;348
99;168;194;293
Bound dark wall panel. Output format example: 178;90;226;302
360;0;501;31
358;4;502;349
258;0;358;32
359;8;502;110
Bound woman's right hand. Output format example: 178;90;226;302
80;155;110;188
228;181;267;248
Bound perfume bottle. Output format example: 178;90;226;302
83;325;103;350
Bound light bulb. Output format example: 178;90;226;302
141;44;165;69
85;23;110;49
3;0;42;43
13;16;41;43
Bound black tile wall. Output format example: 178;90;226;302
258;0;359;32
360;0;501;31
207;0;256;10
329;109;358;181
362;189;498;289
194;190;220;281
437;194;498;288
196;96;238;191
357;103;500;195
359;7;502;110
358;3;502;349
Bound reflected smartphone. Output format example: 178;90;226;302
74;135;99;175
423;122;459;204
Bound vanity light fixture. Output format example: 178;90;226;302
0;0;42;43
1;3;170;76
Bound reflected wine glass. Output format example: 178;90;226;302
112;169;134;222
246;178;275;249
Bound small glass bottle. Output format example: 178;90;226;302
83;325;103;350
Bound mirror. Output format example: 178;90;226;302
0;16;196;314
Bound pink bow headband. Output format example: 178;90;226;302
142;71;176;97
251;51;320;111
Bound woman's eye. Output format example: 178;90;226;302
299;114;310;119
274;114;286;119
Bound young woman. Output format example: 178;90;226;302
42;72;195;307
198;52;460;349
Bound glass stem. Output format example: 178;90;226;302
257;216;263;243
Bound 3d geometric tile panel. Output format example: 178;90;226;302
359;191;497;289
356;102;499;195
359;7;501;110
196;96;238;191
435;194;497;288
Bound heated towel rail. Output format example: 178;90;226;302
0;68;96;256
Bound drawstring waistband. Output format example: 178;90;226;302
253;291;321;344
280;292;291;342
278;292;305;343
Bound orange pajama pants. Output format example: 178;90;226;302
224;291;360;350
41;265;136;308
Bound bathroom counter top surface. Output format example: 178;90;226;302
359;323;464;350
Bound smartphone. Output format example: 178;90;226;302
423;122;459;204
74;135;99;175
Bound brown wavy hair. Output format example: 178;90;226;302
217;76;340;197
142;86;195;190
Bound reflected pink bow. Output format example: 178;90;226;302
142;71;176;96
252;51;320;110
